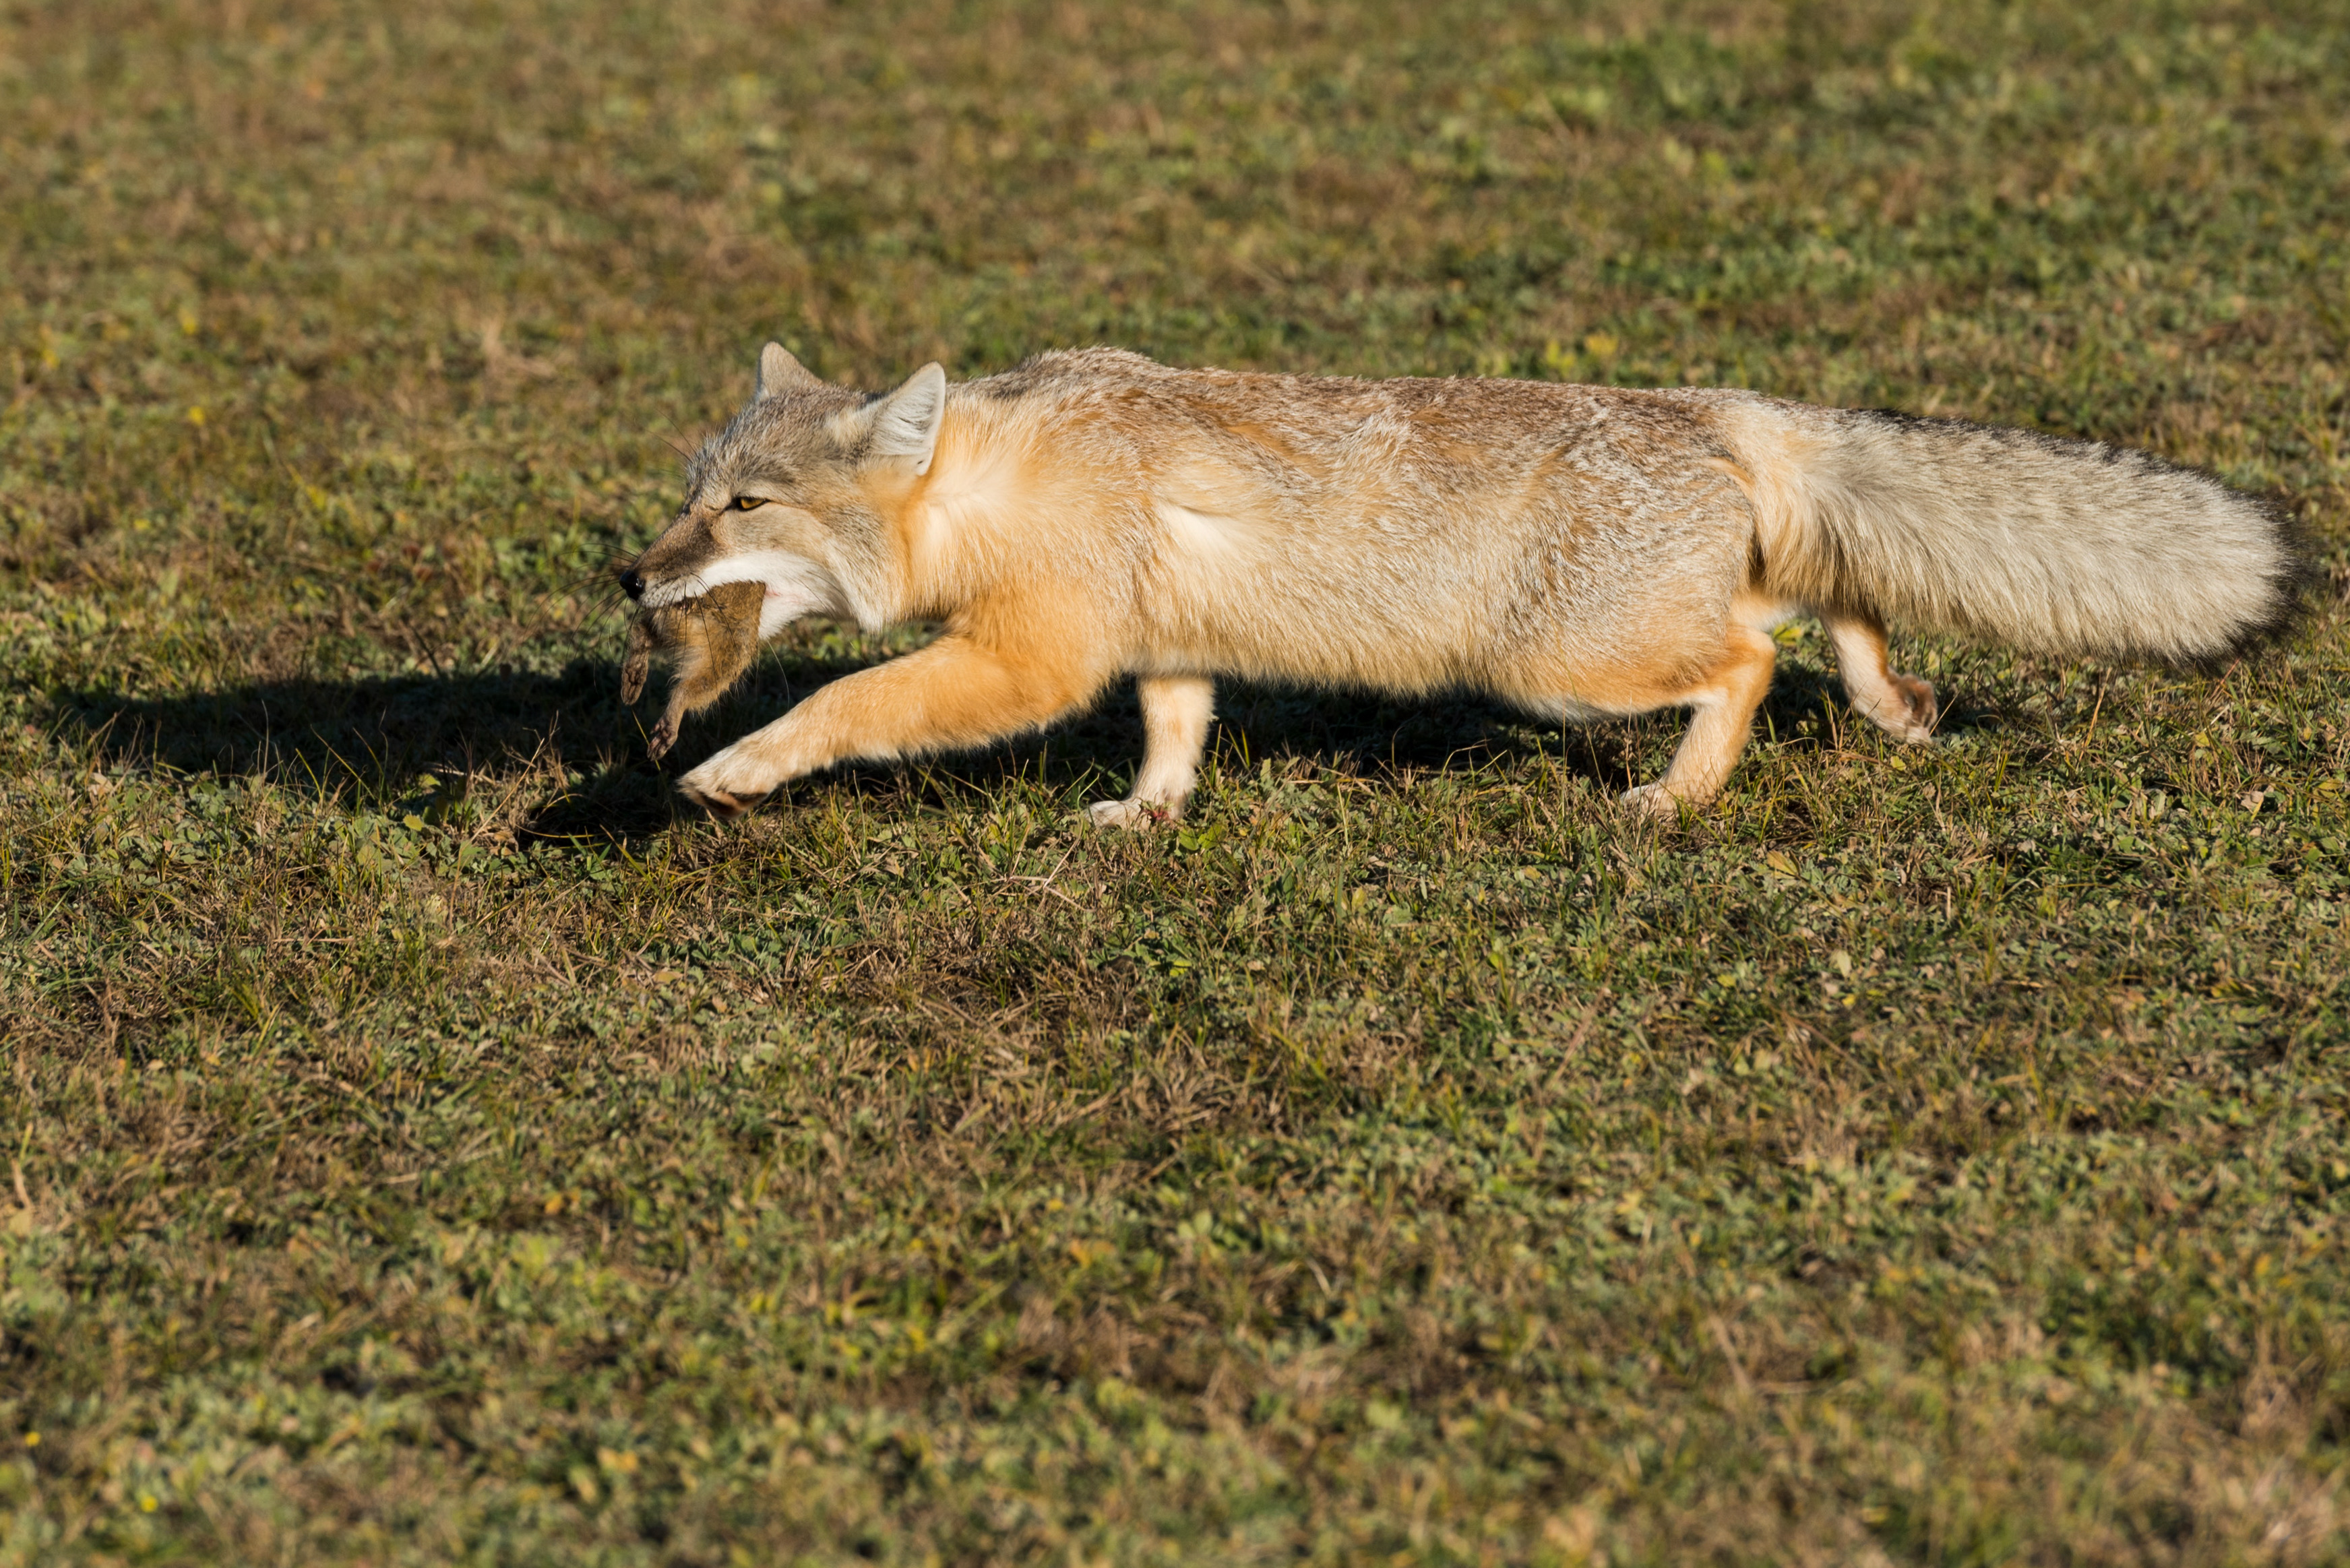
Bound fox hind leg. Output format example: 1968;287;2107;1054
1620;613;1778;819
1088;675;1214;828
1824;612;1937;743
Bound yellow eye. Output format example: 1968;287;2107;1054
731;495;762;511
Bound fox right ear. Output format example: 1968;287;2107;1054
755;342;823;398
864;363;949;476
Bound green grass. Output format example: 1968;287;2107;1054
4;0;2349;1562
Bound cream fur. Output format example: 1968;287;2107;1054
615;346;2305;821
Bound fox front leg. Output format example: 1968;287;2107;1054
675;633;1102;817
1088;675;1213;828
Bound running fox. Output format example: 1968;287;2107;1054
617;343;2303;821
619;579;766;761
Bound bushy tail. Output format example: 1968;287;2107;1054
1733;399;2307;665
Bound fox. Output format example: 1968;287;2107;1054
616;342;2305;823
618;578;767;761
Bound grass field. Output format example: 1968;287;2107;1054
5;1;2350;1562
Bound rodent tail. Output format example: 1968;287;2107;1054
1726;398;2310;665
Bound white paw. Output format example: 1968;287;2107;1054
1866;677;1939;745
1618;782;1683;820
1086;796;1177;829
677;745;778;819
1860;705;1936;745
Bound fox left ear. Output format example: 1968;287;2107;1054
865;363;948;476
756;342;824;398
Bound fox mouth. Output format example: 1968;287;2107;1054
635;574;813;612
633;575;708;609
640;579;797;606
629;553;853;633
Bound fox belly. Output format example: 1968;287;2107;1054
1123;443;1754;716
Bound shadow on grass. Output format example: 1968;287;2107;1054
54;647;1894;840
60;659;627;793
55;656;668;843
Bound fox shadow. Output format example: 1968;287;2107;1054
55;644;1913;842
56;656;669;842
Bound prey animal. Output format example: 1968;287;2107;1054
617;342;2303;821
619;579;767;761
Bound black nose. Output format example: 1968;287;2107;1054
619;569;645;601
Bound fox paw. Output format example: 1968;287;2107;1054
1863;675;1938;743
1619;782;1700;821
1086;796;1182;829
646;716;679;761
676;779;762;819
677;749;777;819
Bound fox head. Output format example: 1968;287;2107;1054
619;343;948;635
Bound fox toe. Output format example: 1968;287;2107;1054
1619;782;1696;821
677;778;758;819
1086;797;1179;829
1890;675;1938;740
677;748;778;819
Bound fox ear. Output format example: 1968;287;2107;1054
864;363;948;475
756;342;822;398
